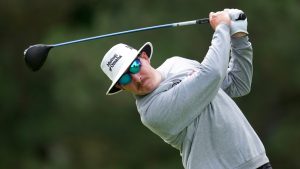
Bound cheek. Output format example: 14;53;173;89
123;83;134;90
124;83;139;93
140;64;151;76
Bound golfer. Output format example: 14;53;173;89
100;9;271;169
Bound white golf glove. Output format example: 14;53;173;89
224;8;248;37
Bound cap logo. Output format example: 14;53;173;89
107;54;122;71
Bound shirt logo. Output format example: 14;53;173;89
107;54;122;71
171;79;182;87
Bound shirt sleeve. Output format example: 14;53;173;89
221;36;253;98
140;24;231;140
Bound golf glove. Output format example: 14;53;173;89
224;8;248;37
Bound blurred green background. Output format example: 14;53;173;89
1;0;300;168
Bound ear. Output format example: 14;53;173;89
140;51;150;64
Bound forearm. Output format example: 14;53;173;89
221;36;253;97
202;24;231;78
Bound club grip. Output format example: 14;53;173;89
196;18;209;24
195;13;246;25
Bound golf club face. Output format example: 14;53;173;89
24;44;52;71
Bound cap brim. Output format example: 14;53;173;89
106;42;153;95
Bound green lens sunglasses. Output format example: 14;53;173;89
118;58;142;85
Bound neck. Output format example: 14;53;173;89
152;68;162;89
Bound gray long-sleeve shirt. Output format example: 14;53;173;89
135;24;269;169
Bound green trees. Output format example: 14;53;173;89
1;0;299;168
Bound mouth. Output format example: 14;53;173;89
136;81;143;90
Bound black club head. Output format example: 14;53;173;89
24;44;53;71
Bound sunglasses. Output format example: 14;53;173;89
118;58;142;85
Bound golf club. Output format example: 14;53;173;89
24;14;246;71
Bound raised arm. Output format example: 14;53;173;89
221;9;253;97
139;11;232;140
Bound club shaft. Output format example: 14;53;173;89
52;18;209;47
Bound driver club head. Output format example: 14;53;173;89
24;44;53;71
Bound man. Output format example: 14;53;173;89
100;9;272;169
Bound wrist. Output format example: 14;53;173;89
232;32;247;38
216;22;230;31
231;36;250;49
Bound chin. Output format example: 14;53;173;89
135;85;152;96
143;85;156;95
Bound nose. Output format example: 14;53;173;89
131;73;141;83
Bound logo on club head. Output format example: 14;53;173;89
107;54;122;71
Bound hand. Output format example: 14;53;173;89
224;8;248;37
209;11;231;30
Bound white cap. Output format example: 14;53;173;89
100;42;153;95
